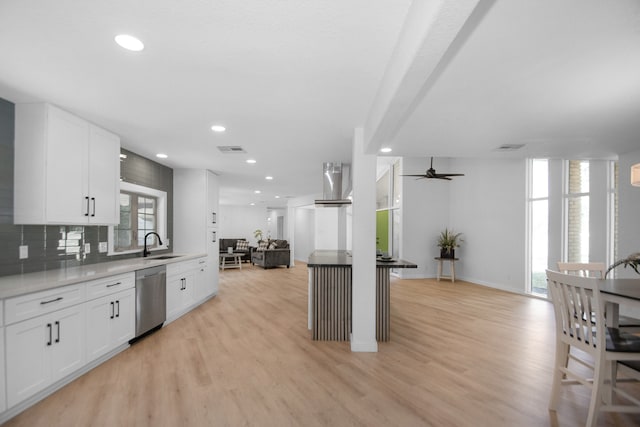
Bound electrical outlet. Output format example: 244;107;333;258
99;242;107;253
19;245;28;259
84;243;91;254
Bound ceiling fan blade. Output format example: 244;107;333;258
435;176;452;180
400;174;429;177
435;173;465;177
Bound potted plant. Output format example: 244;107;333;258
437;228;463;259
253;229;263;243
605;252;640;278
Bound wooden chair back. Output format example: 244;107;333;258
556;262;606;279
546;270;604;354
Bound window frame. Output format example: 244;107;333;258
108;182;168;256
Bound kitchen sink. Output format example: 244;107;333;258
150;255;180;260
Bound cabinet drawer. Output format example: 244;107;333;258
85;273;135;301
5;284;85;325
166;259;199;276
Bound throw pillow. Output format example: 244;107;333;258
235;240;248;250
257;241;269;251
268;242;278;250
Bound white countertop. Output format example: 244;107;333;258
0;253;207;299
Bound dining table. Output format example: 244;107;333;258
598;278;640;327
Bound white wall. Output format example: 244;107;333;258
315;208;344;249
399;157;450;278
218;205;268;245
448;157;527;293
618;149;640;278
294;208;315;262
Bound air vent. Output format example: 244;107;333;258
495;144;525;151
217;146;246;153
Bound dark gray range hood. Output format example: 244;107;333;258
315;162;352;207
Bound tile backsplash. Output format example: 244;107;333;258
0;98;173;277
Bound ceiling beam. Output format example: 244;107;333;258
363;0;486;153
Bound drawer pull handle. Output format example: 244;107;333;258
110;301;115;319
40;296;63;305
47;323;52;346
55;321;60;343
116;300;120;318
106;282;122;288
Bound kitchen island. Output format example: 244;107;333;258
307;250;416;342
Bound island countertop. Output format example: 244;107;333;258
307;250;417;269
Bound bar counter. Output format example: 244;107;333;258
307;250;416;341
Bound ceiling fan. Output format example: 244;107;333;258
401;157;465;181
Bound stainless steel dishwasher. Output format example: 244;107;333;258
134;265;167;340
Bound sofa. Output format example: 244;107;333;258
219;238;253;263
251;239;291;269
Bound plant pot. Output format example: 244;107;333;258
440;248;455;259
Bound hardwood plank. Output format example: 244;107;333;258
5;263;640;426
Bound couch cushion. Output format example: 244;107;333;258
257;241;269;251
268;241;278;250
236;240;249;250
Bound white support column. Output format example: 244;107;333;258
350;127;378;352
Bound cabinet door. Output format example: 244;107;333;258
45;105;89;224
166;275;185;320
88;125;120;224
208;237;219;296
6;316;51;408
85;295;113;362
0;327;6;413
110;288;135;346
206;170;219;227
194;260;209;301
182;271;196;308
50;305;85;382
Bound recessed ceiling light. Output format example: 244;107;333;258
249;202;255;206
380;147;392;153
275;195;280;199
265;176;273;180
211;125;226;132
156;153;168;159
115;34;144;52
246;159;257;164
254;190;261;194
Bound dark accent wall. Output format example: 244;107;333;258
0;98;173;277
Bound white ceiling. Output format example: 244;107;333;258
0;0;638;207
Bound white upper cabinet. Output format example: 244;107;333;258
14;103;120;225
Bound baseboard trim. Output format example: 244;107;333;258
349;334;378;352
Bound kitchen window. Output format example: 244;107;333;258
108;182;167;255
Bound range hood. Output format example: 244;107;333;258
315;162;352;207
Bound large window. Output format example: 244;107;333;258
109;182;167;255
565;160;590;263
528;159;549;296
376;159;401;259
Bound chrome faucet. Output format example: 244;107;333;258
143;232;163;257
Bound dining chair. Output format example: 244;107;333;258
557;262;640;328
547;270;640;427
557;262;606;278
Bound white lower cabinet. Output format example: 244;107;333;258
85;288;135;363
6;304;85;408
194;258;211;301
0;327;5;413
167;270;196;320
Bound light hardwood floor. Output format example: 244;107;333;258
5;263;640;426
